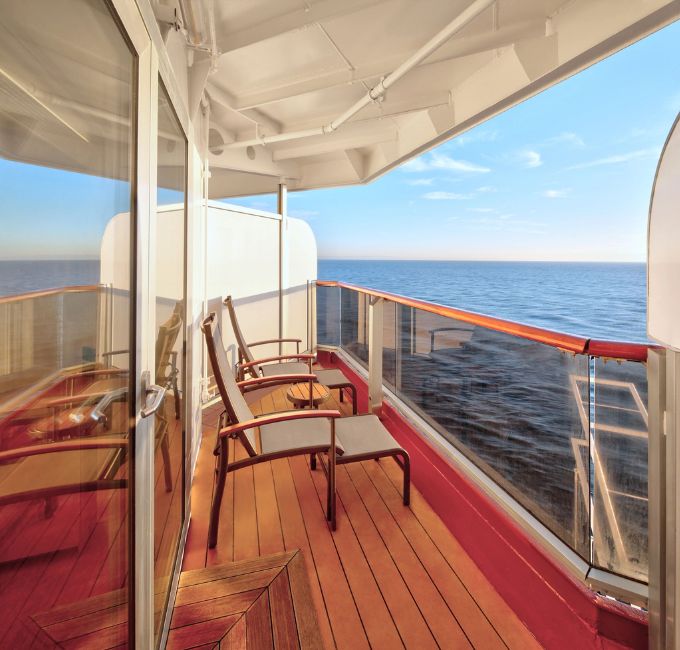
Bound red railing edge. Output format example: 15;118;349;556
316;280;650;363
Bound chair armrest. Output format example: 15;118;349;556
237;374;318;394
218;409;341;439
0;437;129;463
248;338;302;348
101;349;130;358
238;354;315;372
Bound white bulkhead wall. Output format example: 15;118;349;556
648;114;680;350
204;202;317;386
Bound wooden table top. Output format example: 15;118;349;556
286;382;330;408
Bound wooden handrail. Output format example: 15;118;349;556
248;338;302;347
237;374;318;393
0;284;100;305
317;280;649;362
0;437;128;463
218;409;341;439
239;354;315;370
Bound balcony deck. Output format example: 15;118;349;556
184;376;541;650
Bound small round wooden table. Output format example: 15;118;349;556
286;382;330;409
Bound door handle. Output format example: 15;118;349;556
141;383;166;419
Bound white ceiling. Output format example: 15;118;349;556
201;0;680;197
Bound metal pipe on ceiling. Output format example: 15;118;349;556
225;0;496;149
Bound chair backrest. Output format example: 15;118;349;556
201;313;258;456
156;302;183;383
224;295;260;378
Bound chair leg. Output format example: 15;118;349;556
328;454;337;530
173;377;181;420
349;385;357;415
161;433;173;492
310;453;317;470
339;388;344;402
208;437;229;549
399;451;411;506
44;496;57;518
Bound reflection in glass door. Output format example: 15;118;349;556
0;0;136;646
154;80;187;645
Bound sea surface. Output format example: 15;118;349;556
0;260;100;297
318;259;647;342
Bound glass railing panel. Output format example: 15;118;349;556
382;300;398;388
592;357;648;583
340;287;368;368
394;303;591;558
316;284;340;347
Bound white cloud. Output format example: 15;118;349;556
423;191;472;200
544;132;585;148
468;207;495;213
406;178;434;186
430;153;491;173
401;152;491;174
475;185;496;193
542;189;570;199
566;147;659;170
519;150;543;168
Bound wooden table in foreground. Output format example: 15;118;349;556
31;550;324;649
286;382;330;409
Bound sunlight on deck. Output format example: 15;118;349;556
184;375;541;649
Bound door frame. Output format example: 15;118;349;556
108;0;195;646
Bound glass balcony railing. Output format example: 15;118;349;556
316;281;650;587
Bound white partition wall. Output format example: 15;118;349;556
203;201;317;397
647;112;680;650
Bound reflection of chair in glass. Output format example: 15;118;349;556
104;301;183;420
0;437;127;521
31;303;183;492
224;295;358;414
202;313;409;547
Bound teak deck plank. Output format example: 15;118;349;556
184;375;541;650
33;549;322;650
305;462;404;650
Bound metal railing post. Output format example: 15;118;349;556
368;295;384;415
648;347;667;650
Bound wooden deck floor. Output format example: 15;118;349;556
184;383;542;650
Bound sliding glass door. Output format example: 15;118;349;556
153;79;187;646
0;0;138;645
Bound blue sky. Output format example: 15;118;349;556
1;19;678;262
234;19;680;262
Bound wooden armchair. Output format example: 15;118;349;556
224;295;358;414
202;313;410;548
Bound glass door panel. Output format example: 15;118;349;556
0;0;136;646
154;80;187;644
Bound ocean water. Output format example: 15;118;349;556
318;259;649;571
318;259;647;342
0;260;100;297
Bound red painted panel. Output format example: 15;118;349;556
318;350;649;650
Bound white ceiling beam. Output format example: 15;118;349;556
281;89;452;133
209;145;298;179
188;53;212;120
206;82;282;135
233;18;546;111
271;126;396;161
216;0;392;53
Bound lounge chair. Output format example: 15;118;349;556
202;313;410;547
224;295;358;414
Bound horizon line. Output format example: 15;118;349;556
318;258;647;264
